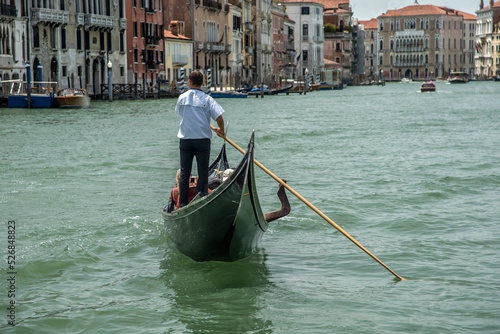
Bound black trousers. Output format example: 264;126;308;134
179;138;211;206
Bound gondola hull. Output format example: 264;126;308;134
162;134;268;261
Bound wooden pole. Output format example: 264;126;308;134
211;126;406;281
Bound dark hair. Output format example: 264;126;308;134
189;71;204;87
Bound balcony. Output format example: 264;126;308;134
0;4;17;22
302;35;309;41
203;0;222;11
225;44;231;54
85;14;114;31
195;41;203;52
31;8;69;26
119;18;127;30
244;22;253;33
204;41;213;52
245;46;253;54
261;44;273;53
76;13;85;26
145;36;161;47
172;54;189;66
212;43;224;53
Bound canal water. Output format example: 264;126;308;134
1;81;499;333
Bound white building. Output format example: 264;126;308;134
282;0;324;79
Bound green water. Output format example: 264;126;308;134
1;81;499;333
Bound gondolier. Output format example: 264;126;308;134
175;70;225;208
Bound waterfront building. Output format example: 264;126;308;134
493;20;500;77
281;0;324;80
229;3;243;85
377;5;476;81
126;0;164;88
282;14;297;80
28;0;127;97
253;0;275;85
358;18;378;82
271;1;288;84
164;23;193;83
475;0;500;78
163;0;232;87
321;0;352;83
0;0;27;83
463;13;477;77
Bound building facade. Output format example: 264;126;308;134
358;18;378;82
0;0;27;83
282;0;324;79
29;0;127;96
475;0;500;78
377;4;476;81
126;0;164;88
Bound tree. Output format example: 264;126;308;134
324;23;339;33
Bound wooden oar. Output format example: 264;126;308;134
211;126;405;281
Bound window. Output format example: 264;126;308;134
302;23;308;37
61;28;66;49
133;21;137;37
50;28;56;48
303;50;308;60
301;7;309;15
62;65;67;76
76;29;82;50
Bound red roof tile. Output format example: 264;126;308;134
359;18;378;29
163;30;190;40
378;4;475;19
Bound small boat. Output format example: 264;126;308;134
401;78;412;83
448;72;469;84
420;81;436;92
248;85;270;96
236;82;252;93
210;91;248;98
270;84;293;95
318;82;343;90
163;133;289;261
56;88;91;108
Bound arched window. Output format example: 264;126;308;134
380;40;383;50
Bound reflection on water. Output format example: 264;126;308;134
159;249;273;333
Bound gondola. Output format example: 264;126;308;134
162;133;271;262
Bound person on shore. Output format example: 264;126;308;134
175;70;225;208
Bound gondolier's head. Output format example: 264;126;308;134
188;71;203;88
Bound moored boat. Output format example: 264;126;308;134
210;90;248;98
420;81;436;92
163;133;288;261
55;88;91;108
248;85;270;95
270;83;293;95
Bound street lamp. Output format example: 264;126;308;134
107;60;113;101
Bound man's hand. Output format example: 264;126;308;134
213;127;225;137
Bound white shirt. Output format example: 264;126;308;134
175;89;224;139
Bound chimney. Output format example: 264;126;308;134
170;21;178;36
